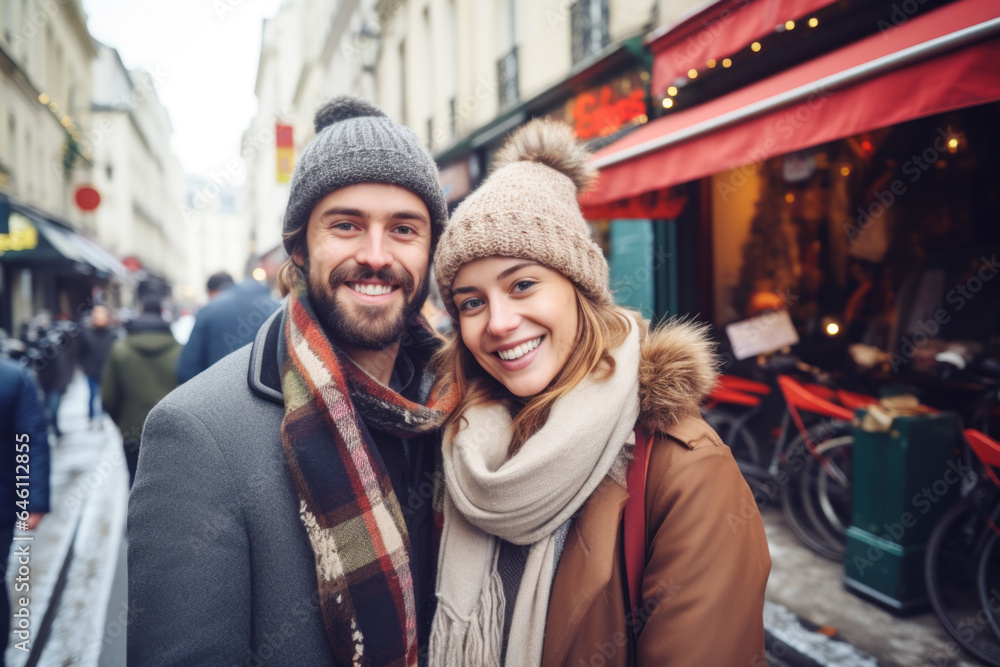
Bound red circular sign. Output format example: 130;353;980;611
75;186;101;211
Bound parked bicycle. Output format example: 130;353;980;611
704;359;878;560
924;426;1000;666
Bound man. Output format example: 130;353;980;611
102;293;181;488
0;359;50;662
78;305;120;428
175;273;278;383
206;271;235;300
128;97;449;666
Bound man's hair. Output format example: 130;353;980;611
277;225;308;296
207;271;235;293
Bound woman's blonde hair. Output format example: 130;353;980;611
432;286;641;457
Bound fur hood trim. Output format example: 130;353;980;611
638;318;719;434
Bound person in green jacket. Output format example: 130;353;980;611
103;293;181;488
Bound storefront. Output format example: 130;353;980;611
0;195;129;337
582;0;1000;367
433;37;674;315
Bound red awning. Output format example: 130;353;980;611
649;0;839;98
582;0;1000;213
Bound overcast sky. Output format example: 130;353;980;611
83;0;285;180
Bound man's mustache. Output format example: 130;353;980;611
327;264;414;296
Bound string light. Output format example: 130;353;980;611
722;58;732;68
667;86;678;96
687;68;698;79
785;20;795;30
751;42;762;52
785;192;795;203
947;137;959;152
707;59;717;68
662;98;674;109
38;93;50;104
840;166;851;176
808;17;819;27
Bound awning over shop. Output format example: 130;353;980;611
648;0;839;98
582;0;1000;213
0;197;129;280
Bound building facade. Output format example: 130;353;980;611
90;42;187;303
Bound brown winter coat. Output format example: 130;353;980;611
541;322;771;667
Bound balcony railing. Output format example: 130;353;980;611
571;0;610;65
497;47;519;109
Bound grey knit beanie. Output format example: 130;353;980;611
434;118;612;320
282;96;448;256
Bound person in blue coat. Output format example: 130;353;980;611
175;277;279;383
0;358;51;659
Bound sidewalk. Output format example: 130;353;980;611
4;372;129;667
762;506;980;667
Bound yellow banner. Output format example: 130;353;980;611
276;146;295;183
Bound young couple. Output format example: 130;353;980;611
128;97;769;666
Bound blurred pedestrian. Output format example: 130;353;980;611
102;294;181;488
129;96;449;665
78;305;121;429
175;274;278;383
0;358;51;661
206;270;235;300
22;311;77;438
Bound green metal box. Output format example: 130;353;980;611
843;411;961;613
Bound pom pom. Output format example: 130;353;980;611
314;96;386;133
494;118;596;192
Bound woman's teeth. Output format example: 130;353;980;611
497;337;542;361
351;283;393;296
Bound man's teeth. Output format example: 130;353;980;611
351;283;394;296
498;337;542;361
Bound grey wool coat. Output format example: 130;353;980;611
128;310;337;665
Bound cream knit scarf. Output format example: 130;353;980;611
429;316;642;667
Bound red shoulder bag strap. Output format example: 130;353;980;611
624;426;652;643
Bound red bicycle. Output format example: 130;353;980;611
925;427;1000;666
704;369;877;560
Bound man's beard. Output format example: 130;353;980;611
305;258;429;351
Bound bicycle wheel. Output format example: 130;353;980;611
800;436;853;557
978;526;1000;644
780;422;851;561
925;499;1000;666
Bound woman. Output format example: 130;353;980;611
428;119;770;666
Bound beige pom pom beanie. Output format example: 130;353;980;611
434;118;612;320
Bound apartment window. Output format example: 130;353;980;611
444;0;457;138
399;39;407;126
423;7;435;148
497;0;520;108
7;114;16;192
571;0;609;64
448;97;457;139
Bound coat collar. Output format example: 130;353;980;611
248;308;284;404
543;476;629;666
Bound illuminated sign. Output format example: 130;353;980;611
0;212;39;253
559;71;649;141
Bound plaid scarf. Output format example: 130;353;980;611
278;277;451;666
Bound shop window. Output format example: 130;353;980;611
711;103;1000;369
